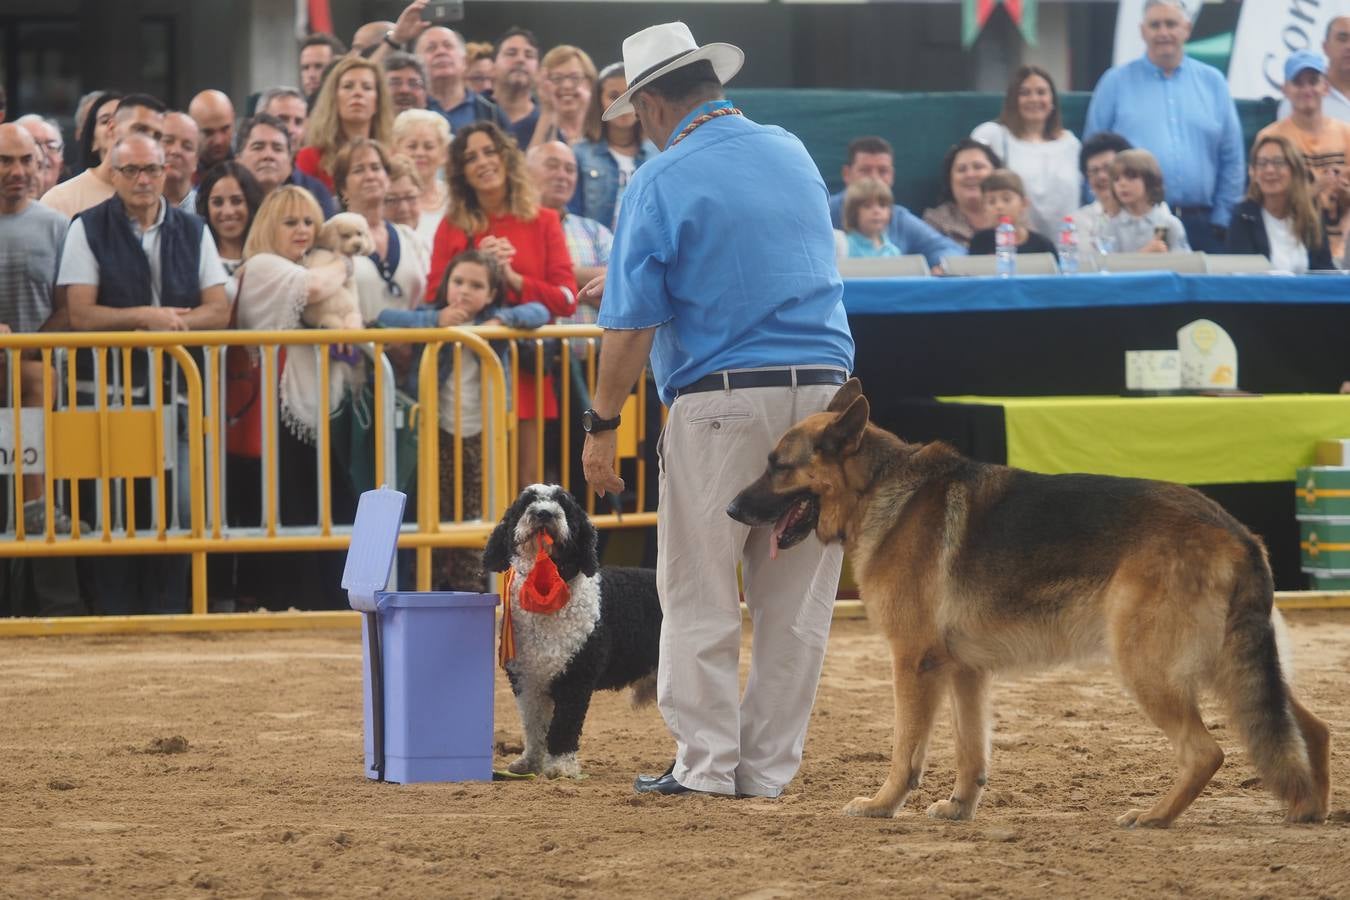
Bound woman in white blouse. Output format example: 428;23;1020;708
234;185;360;609
1227;134;1334;272
392;109;451;249
971;65;1082;238
333;138;428;319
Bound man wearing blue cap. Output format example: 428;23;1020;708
581;22;854;799
1259;50;1350;259
1278;17;1350;123
1084;0;1244;252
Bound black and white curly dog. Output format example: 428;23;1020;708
483;484;662;778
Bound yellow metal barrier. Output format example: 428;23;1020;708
0;325;659;633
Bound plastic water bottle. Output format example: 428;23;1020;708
994;216;1017;277
1057;216;1079;275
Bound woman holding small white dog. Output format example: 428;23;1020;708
234;185;362;608
333;138;428;319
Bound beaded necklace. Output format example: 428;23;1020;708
669;106;743;147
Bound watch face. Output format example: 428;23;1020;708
582;410;595;432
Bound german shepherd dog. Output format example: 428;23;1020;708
727;379;1330;827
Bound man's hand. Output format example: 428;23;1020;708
140;307;190;332
391;0;432;46
579;273;605;303
583;431;625;498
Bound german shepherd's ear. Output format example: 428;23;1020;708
819;395;870;458
826;377;863;413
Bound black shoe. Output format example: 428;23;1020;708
634;764;700;796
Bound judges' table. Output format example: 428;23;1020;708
845;273;1350;590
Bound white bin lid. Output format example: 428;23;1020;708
342;487;408;612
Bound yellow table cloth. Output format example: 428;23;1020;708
938;395;1350;485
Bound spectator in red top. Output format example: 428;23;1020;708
428;120;577;486
295;56;395;192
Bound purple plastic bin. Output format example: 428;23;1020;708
359;591;499;783
344;487;500;784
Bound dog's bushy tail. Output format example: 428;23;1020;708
1218;541;1326;822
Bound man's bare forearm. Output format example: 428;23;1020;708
592;327;655;418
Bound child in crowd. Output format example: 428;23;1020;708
837;178;901;258
1102;149;1190;253
376;249;548;591
967;168;1059;259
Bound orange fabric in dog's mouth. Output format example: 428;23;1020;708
498;533;572;668
519;533;570;614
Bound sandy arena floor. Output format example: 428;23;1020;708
2;612;1348;899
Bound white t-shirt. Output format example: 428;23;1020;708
1261;208;1310;274
352;221;429;322
608;148;639;230
57;199;228;302
971;121;1083;237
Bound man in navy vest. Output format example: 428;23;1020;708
57;133;230;615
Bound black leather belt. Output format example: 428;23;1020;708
674;367;847;397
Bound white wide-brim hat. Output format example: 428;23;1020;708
602;22;744;122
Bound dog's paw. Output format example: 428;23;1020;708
1115;808;1171;829
507;755;542;775
541;754;581;780
926;798;975;821
843;796;896;818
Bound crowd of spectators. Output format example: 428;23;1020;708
0;0;1345;615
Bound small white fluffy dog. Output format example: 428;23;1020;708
303;213;371;330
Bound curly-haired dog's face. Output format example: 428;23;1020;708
316;212;375;256
483;484;600;579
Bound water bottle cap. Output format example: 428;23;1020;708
998;215;1012;224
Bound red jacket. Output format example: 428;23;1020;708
427;207;577;319
293;147;335;192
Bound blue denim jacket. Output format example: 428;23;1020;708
375;301;549;394
569;138;659;230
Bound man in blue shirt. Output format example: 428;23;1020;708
581;23;854;801
1084;0;1245;251
414;27;509;133
828;136;965;270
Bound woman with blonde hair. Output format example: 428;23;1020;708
1228;134;1334;272
233;185;360;609
571;61;658;230
392;108;451;242
970;65;1082;236
428;121;576;486
295;55;395;192
528;44;597;149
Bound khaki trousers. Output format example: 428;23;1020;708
656;378;844;797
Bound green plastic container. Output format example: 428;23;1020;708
1298;517;1350;570
1295;467;1350;517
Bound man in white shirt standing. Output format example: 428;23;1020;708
57;133;229;616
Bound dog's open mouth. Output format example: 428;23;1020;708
771;493;819;558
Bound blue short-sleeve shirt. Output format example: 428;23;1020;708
597;100;854;405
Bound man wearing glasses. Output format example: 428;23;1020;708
56;133;229;615
13;115;64;197
413;27;507;133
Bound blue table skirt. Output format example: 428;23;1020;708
843;272;1350;315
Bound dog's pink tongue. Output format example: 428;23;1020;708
769;514;789;561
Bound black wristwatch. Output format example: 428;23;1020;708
382;30;405;51
581;408;621;433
